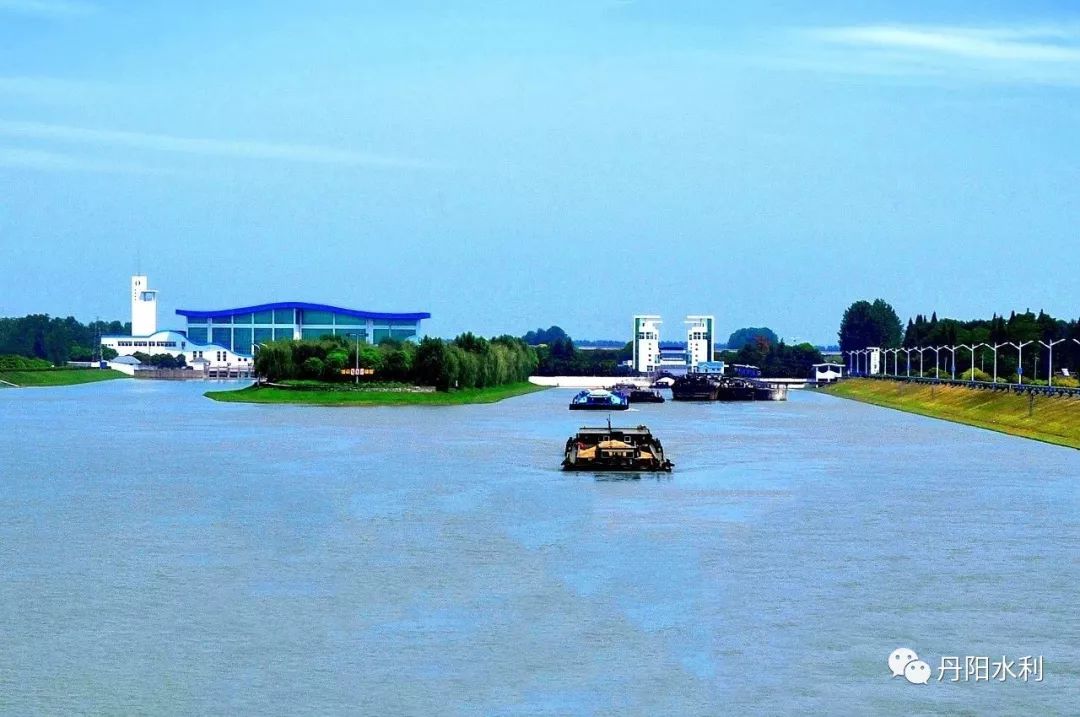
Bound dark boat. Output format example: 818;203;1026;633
672;374;786;401
562;423;673;472
670;373;723;400
569;388;630;411
612;383;666;404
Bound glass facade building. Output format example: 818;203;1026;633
176;302;430;357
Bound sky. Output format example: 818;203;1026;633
1;0;1077;344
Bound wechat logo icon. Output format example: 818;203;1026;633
889;647;931;685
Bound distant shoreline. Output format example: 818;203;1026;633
0;368;128;388
204;381;547;406
821;378;1080;450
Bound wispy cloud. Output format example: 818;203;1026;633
0;120;435;169
792;23;1080;86
0;0;97;18
0;146;165;174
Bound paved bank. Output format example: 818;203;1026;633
821;378;1080;450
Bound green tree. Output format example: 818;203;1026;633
726;327;778;350
839;299;902;351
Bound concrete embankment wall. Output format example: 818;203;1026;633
528;376;653;389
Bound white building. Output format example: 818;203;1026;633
685;315;715;369
130;275;158;336
632;315;662;373
867;347;882;375
812;363;844;383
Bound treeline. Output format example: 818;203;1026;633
902;310;1080;380
254;334;538;391
718;338;824;378
534;337;633;376
839;299;1080;380
0;314;127;365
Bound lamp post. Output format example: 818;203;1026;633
1040;338;1065;387
346;332;362;385
903;348;914;377
957;343;984;382
1008;341;1033;385
942;345;958;380
918;346;929;377
989;342;1006;384
931;346;941;380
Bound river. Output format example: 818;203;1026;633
1;380;1077;714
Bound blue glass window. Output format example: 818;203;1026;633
273;309;294;324
254;328;273;345
274;328;295;341
211;316;231;325
334;313;364;325
212;328;232;350
253;310;273;324
301;310;335;325
233;313;253;324
187;326;208;344
233;328;253;355
302;328;335;340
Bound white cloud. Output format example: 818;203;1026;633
0;0;97;18
794;23;1080;85
0;120;434;169
0;146;165;174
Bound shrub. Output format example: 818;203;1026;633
960;368;991;382
301;356;325;379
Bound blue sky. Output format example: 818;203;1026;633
1;0;1077;344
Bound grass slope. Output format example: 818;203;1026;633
0;368;128;387
823;378;1080;449
205;381;547;406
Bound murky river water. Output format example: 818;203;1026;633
1;380;1077;715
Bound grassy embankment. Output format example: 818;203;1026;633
205;381;547;406
0;368;128;387
822;378;1080;449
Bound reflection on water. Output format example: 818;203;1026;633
1;380;1077;714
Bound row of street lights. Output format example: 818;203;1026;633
842;339;1079;387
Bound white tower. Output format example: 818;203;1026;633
131;275;158;336
685;315;715;369
632;315;662;373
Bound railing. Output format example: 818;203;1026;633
847;373;1080;399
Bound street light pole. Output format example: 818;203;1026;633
932;346;941;380
347;332;361;384
903;348;913;377
990;342;1005;384
1040;338;1065;387
943;345;958;380
1009;341;1033;385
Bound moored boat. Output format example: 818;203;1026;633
562;423;673;472
612;383;666;404
569;388;630;410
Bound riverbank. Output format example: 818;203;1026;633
0;368;128;387
821;378;1080;449
205;381;548;406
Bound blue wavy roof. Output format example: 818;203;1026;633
175;302;430;321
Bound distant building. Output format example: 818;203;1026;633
632;315;662;373
130;275;157;336
685;315;715;367
812;363;843;383
696;361;727;375
866;347;882;375
632;313;716;374
102;275;430;369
